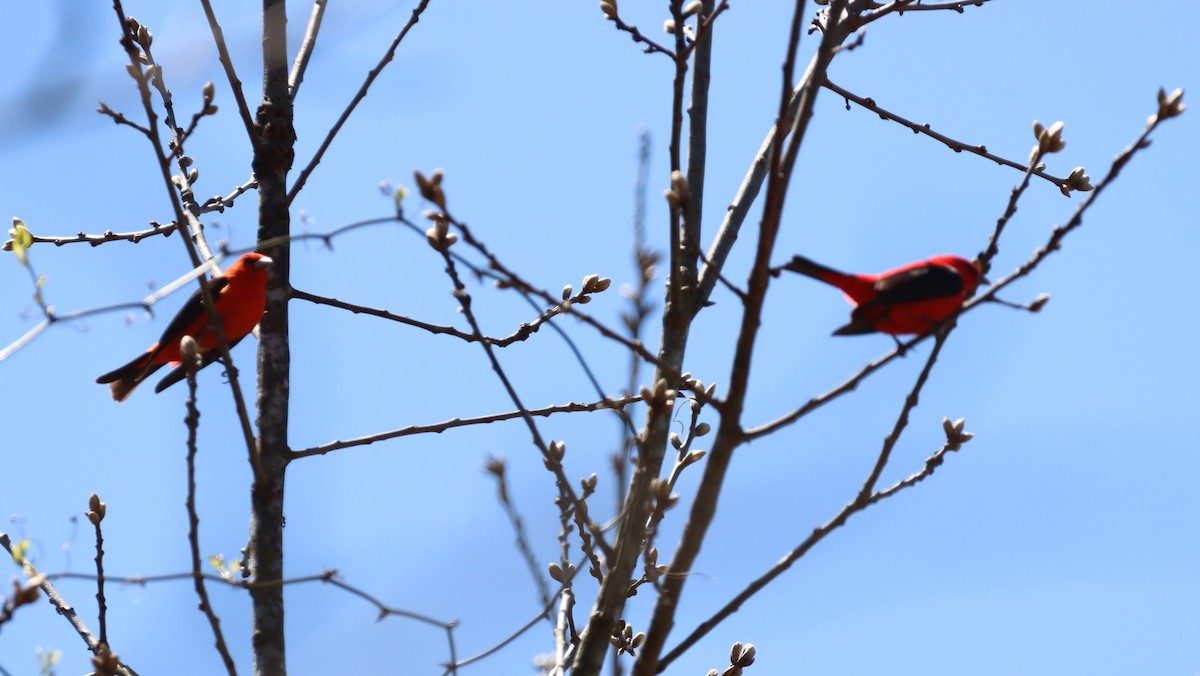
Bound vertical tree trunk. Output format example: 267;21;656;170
251;1;295;674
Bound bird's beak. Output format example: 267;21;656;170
254;255;275;271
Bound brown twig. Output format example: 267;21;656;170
431;215;693;395
289;0;329;98
632;2;851;672
293;284;606;347
658;436;967;670
432;235;611;571
598;3;677;58
108;3;263;485
291;394;643;459
288;0;433;204
822;79;1072;191
614;130;659;508
2;179;257;251
854;0;991;29
660;88;1187;672
197;0;257;149
85;494;108;647
0;533;139;676
484;458;553;614
183;356;238;675
96;101;151;136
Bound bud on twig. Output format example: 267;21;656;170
179;335;199;372
86;493;107;525
1155;87;1186;120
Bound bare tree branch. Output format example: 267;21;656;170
197;0;258;149
289;0;329;98
822;79;1076;192
288;0;434;204
291;394;645;459
0;533;139;676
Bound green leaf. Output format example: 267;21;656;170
11;537;30;562
10;217;32;266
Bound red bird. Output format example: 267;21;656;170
777;254;986;336
97;253;273;401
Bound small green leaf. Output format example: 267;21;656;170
11;537;30;562
10;217;32;265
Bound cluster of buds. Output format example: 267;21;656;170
941;417;975;452
664;1;705;34
414;168;447;210
85;493;107;526
580;472;598;498
423;212;456;252
641;546;669;586
127;16;153;51
1154;87;1186;122
92;643;122;676
640;378;677;412
664;170;689;210
709;642;757;676
561;273;613;304
650;477;680;513
610;619;647;656
1031;120;1066;161
543;439;567;472
1059;166;1093;197
1;573;44;626
547;560;577;584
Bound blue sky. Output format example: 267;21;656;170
2;1;1197;674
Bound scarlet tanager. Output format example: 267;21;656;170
777;254;986;336
97;253;273;402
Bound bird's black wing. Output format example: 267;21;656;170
154;333;246;394
858;264;963;310
141;276;231;365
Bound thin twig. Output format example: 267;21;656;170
184;362;238;675
86;495;108;647
600;6;677;58
434;239;611;570
1;179;257;251
96;101;151;136
658;437;965;670
614;130;658;508
822;79;1070;191
633;2;850;672
289;0;329;98
197;0;257;148
978;142;1051;273
659;89;1187;671
293;286;607;348
446;555;587;671
0;533;139;676
288;0;433;204
854;0;990;29
108;2;263;484
484;458;553;614
291;394;643;459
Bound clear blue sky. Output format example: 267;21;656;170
2;1;1197;674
